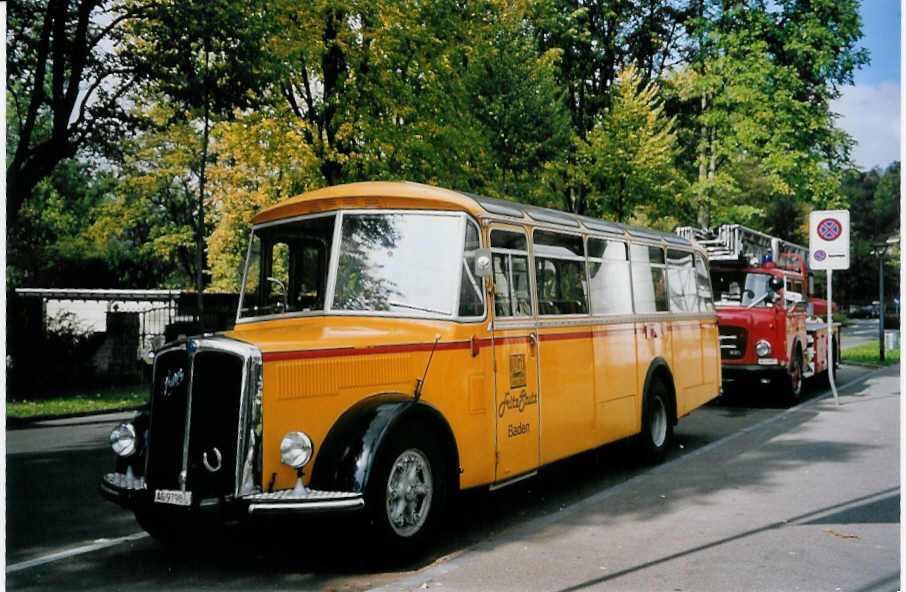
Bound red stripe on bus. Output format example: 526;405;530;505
263;340;472;362
262;321;681;361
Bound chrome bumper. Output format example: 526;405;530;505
101;471;363;514
245;487;364;514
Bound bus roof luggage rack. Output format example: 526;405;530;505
676;224;808;266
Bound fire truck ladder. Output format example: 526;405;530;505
676;224;808;267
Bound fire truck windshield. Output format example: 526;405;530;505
712;270;775;308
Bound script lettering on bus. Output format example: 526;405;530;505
497;389;538;418
507;422;530;438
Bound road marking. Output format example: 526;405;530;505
7;532;149;574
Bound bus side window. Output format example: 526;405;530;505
491;229;531;318
533;230;588;316
458;221;485;317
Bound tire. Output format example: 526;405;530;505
638;379;674;464
366;429;447;555
787;349;804;403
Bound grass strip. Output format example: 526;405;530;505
7;387;148;419
841;341;900;367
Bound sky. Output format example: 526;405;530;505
830;0;901;171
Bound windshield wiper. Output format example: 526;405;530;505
387;300;449;315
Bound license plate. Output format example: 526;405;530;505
154;489;192;506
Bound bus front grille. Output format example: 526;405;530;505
145;345;246;500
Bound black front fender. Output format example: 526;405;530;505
309;393;414;493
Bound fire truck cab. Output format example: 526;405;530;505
677;225;839;401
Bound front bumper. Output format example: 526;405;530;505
100;472;364;516
721;363;789;386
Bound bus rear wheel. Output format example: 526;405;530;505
638;379;674;464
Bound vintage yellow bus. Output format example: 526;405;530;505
101;181;720;549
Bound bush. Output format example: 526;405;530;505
8;310;105;398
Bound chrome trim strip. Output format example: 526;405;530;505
247;498;365;513
181;349;195;492
488;470;538;491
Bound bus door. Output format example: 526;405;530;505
488;225;541;484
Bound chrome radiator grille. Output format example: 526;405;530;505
145;338;261;501
718;326;748;360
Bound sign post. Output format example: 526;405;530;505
809;210;850;405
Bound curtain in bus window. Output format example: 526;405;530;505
587;238;632;315
666;249;696;312
694;255;714;312
631;244;667;313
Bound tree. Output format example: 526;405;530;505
89;105;203;289
6;0;146;225
678;0;867;230
122;0;271;320
465;6;573;204
575;64;685;224
833;163;900;306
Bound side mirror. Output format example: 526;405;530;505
769;277;783;292
474;249;492;278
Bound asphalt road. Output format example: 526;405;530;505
5;364;884;591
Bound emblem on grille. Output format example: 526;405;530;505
162;368;185;398
203;447;222;473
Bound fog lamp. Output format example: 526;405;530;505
755;340;772;357
109;423;137;457
280;431;313;469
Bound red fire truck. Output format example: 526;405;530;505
676;224;839;401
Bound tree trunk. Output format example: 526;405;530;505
196;38;210;332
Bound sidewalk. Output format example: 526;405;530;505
377;366;901;592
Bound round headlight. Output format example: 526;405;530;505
755;339;772;357
109;423;137;457
280;431;314;469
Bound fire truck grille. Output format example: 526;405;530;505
719;326;748;360
145;347;244;499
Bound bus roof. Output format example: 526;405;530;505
252;181;691;247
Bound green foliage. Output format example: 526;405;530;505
575;64;686;225
676;0;867;233
832;163;900;305
8;0;875;295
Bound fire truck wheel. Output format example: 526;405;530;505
638;379;674;464
367;429;447;554
788;350;804;402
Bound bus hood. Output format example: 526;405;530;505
223;316;460;357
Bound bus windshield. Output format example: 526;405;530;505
239;211;482;320
712;270;775;308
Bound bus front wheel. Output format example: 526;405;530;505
366;429;447;555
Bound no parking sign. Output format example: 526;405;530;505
809;210;850;270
